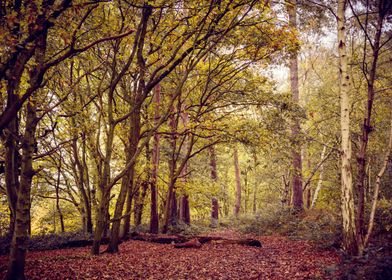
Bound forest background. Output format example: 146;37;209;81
0;0;391;279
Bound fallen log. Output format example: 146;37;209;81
129;233;186;244
59;237;113;249
174;238;202;248
129;233;261;248
210;238;262;247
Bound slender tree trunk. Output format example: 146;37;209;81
122;4;151;238
355;2;383;250
287;0;303;212
364;106;392;247
71;136;91;234
234;147;241;217
311;145;327;208
108;104;141;252
244;170;248;213
55;162;65;233
178;108;190;225
338;0;358;256
150;85;160;233
210;146;219;227
81;136;93;234
107;172;129;253
253;153;258;213
163;97;178;233
91;91;115;255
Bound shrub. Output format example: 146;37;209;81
220;205;341;250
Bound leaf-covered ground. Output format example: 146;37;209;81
0;230;340;279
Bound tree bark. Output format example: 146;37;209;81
3;102;19;238
163;93;179;233
6;98;38;280
55;162;65;233
338;0;358;256
287;0;303;212
150;84;161;233
210;146;219;227
355;0;383;250
311;145;327;208
253;153;258;213
364;105;392;247
234;147;241;217
108;103;141;253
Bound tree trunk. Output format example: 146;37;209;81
150;84;160;233
135;181;148;227
210;146;219;227
355;1;383;250
287;0;303;212
163;93;178;233
55;163;65;233
253;153;258;213
338;0;358;256
108;102;141;252
6;99;37;280
364;105;392;247
81;134;93;234
107;172;130;253
234;147;241;217
3;105;19;238
91;188;110;255
180;195;190;225
311;145;327;208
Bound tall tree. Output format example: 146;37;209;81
210;146;219;227
150;84;161;233
233;146;241;217
286;0;303;212
350;0;391;254
337;0;358;256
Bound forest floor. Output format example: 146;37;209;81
0;229;341;280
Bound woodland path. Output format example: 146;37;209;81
0;230;340;279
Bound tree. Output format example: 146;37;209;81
337;0;358;256
286;0;303;212
233;146;242;216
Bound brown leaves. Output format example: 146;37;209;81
0;231;340;279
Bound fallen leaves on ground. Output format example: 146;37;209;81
0;230;340;279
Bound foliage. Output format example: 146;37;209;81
0;231;340;280
220;207;341;250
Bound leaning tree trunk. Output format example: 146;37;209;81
108;104;141;253
287;0;303;212
337;0;358;256
233;147;241;217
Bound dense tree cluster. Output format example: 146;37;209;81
0;0;391;279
